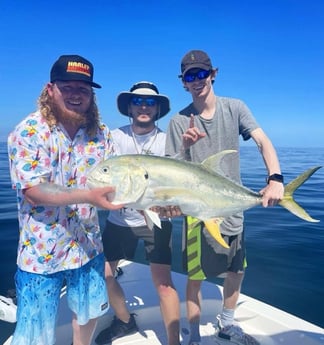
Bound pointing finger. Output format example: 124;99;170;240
189;114;195;129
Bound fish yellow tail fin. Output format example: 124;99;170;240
279;166;322;223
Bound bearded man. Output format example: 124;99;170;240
7;55;123;345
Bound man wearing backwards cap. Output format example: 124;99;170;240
166;50;284;345
7;54;123;345
95;81;181;345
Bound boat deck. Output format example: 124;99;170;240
3;260;324;345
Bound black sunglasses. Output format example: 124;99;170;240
131;97;157;107
183;69;211;83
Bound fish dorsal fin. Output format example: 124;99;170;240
201;150;237;175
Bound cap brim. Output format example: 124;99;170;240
182;63;211;77
90;82;101;88
52;77;101;88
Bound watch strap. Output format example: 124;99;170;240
267;173;284;184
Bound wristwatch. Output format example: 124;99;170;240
267;173;284;184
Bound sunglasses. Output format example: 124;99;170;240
183;69;211;83
131;97;157;107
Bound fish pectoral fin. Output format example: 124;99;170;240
143;209;161;230
204;218;229;249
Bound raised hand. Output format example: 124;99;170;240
182;114;206;149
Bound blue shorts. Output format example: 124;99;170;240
11;253;108;345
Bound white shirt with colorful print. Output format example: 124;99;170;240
7;111;115;274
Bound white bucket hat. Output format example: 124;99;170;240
117;81;170;119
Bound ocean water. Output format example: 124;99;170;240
0;142;323;342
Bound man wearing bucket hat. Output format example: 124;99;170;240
95;82;181;345
166;50;283;345
7;54;123;345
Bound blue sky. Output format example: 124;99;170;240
1;0;323;147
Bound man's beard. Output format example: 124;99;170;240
133;118;156;129
51;99;88;128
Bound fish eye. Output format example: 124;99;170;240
144;173;149;179
102;167;109;173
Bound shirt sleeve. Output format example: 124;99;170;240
236;100;259;141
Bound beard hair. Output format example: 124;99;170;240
50;99;88;128
136;121;153;129
132;117;157;129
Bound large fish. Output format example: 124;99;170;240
87;151;321;248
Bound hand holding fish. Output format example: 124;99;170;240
182;114;206;149
86;186;125;210
259;181;284;207
150;206;183;218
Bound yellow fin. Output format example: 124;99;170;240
204;218;229;249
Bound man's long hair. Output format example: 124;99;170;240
37;86;101;137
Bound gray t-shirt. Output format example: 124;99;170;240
165;96;259;235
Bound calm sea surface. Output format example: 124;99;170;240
0;142;323;342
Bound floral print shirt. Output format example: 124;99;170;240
8;111;115;274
